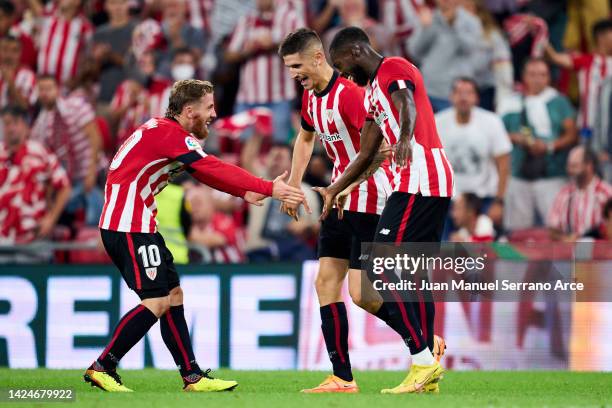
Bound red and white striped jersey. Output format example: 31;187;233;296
111;78;172;148
302;72;392;214
36;9;93;84
99;117;274;233
30;94;96;182
547;177;612;236
571;53;612;130
365;57;454;196
0;66;37;109
380;0;423;58
187;0;214;34
228;4;302;104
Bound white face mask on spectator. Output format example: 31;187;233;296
172;64;195;81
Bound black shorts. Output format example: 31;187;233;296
374;192;450;243
100;229;180;300
317;208;380;269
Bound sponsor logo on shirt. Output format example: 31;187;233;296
379;228;391;235
319;132;343;143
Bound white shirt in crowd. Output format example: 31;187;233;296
435;106;512;198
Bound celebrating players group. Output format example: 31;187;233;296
85;26;454;395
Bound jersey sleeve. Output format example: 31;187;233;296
300;90;315;132
227;16;248;53
570;52;593;71
163;130;273;198
383;58;417;95
340;85;367;130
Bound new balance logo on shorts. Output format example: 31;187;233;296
379;228;391;235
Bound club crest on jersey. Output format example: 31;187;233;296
185;136;201;151
145;267;157;280
325;109;334;123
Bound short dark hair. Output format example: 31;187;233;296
593;19;612;42
603;198;612;220
462;192;482;215
172;46;194;61
1;105;29;121
37;74;58;83
165;79;214;118
278;28;322;57
452;76;479;93
329;26;370;54
0;0;15;15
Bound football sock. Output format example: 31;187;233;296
97;304;158;371
412;347;436;366
160;305;203;379
379;301;428;355
320;302;353;382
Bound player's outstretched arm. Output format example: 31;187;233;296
314;121;384;220
281;128;316;219
187;154;304;205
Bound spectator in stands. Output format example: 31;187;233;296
461;0;514;110
157;0;206;75
186;184;246;263
0;106;71;247
155;177;191;264
548;146;612;240
92;0;137;105
545;19;612;136
564;0;610;52
435;77;511;228
241;137;320;262
167;47;200;82
499;58;578;231
583;198;612;240
380;0;423;60
308;0;342;34
110;50;171;148
186;0;215;36
0;0;36;70
449;192;495;242
408;0;484;112
0;35;36;109
28;0;94;85
224;0;302;143
323;0;393;57
31;75;103;226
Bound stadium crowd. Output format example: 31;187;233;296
1;0;612;264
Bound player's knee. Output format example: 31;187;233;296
169;286;183;305
315;274;342;296
142;296;171;317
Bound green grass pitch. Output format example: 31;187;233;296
1;369;611;407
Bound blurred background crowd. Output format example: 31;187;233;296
1;0;612;264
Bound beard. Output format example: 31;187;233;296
191;118;209;141
351;65;370;86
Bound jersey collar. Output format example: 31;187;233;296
369;57;385;84
314;70;339;98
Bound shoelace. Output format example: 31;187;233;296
202;368;214;379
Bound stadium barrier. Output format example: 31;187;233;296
1;255;611;371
